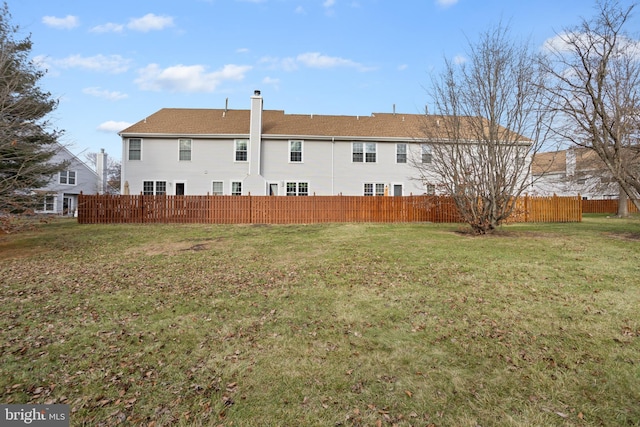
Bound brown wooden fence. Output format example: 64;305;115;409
582;199;639;214
513;195;583;223
77;194;582;225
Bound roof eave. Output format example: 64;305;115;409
118;132;250;139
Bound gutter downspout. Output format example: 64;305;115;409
120;136;126;194
331;137;335;195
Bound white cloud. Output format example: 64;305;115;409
135;63;252;92
541;33;574;53
236;48;250;54
83;87;129;101
323;0;336;16
397;64;408;71
435;0;458;8
259;52;374;72
453;54;466;65
127;13;174;32
51;54;132;74
32;55;51;71
296;52;374;71
295;6;306;14
42;15;79;30
90;23;125;33
97;121;133;133
262;76;280;89
542;33;640;60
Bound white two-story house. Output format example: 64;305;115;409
119;90;527;197
35;145;109;216
531;147;619;199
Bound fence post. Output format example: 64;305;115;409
140;192;144;224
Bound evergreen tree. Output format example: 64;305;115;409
0;2;65;220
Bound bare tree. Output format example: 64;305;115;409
84;152;121;194
414;23;552;234
542;0;640;215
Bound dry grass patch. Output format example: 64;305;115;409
0;216;639;426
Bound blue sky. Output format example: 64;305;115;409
8;0;633;162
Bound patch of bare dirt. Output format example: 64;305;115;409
131;238;222;256
606;232;640;241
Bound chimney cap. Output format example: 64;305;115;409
254;90;261;96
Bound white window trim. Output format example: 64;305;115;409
396;143;407;164
424;183;436;195
128;138;142;161
289;140;304;163
353;142;377;163
285;181;309;196
421;144;432;164
59;170;77;186
211;181;224;196
234;139;248;163
38;195;56;213
267;182;280;196
174;181;187;195
352;142;363;163
231;180;243;196
142;180;167;196
363;182;386;196
179;139;192;161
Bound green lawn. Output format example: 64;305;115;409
1;216;639;426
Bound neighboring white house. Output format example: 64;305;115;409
119;90;530;197
531;147;618;199
35;145;108;216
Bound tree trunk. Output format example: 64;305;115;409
617;185;628;217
